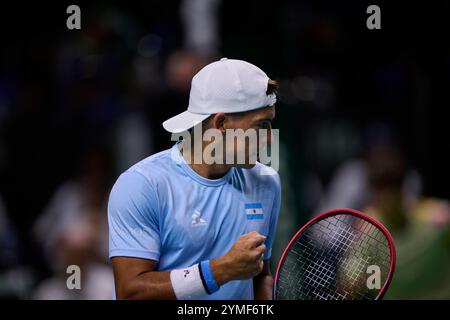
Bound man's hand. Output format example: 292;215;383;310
211;231;266;284
112;231;269;299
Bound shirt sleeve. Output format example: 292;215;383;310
263;175;281;260
108;170;161;261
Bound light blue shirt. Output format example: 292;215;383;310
108;143;281;299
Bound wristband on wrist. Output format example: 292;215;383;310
199;260;220;294
170;263;207;299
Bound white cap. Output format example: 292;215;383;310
162;58;276;133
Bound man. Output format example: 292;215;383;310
108;58;281;299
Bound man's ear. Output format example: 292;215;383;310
210;113;227;133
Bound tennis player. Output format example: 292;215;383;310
108;58;281;300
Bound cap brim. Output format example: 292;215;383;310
162;110;210;133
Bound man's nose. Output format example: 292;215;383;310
266;126;272;145
259;126;272;145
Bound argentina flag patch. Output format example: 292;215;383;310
245;203;264;220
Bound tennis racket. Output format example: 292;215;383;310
273;208;396;300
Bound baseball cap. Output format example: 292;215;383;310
162;58;277;133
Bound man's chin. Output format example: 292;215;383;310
234;162;257;169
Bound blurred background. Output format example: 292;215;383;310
0;0;449;299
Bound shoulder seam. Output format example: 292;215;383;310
127;170;162;226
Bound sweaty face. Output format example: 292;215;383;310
223;105;275;168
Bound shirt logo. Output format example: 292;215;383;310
192;209;207;227
245;203;264;220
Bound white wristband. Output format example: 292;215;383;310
170;264;208;300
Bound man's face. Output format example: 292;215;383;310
222;105;275;168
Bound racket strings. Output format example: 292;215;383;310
276;214;391;300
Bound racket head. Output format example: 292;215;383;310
273;208;396;300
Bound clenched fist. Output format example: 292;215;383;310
211;231;267;284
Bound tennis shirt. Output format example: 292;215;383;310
108;142;281;299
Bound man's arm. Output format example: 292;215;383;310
112;231;266;299
112;257;174;299
112;257;234;299
253;260;273;300
253;173;281;300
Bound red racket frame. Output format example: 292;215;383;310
273;208;396;300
